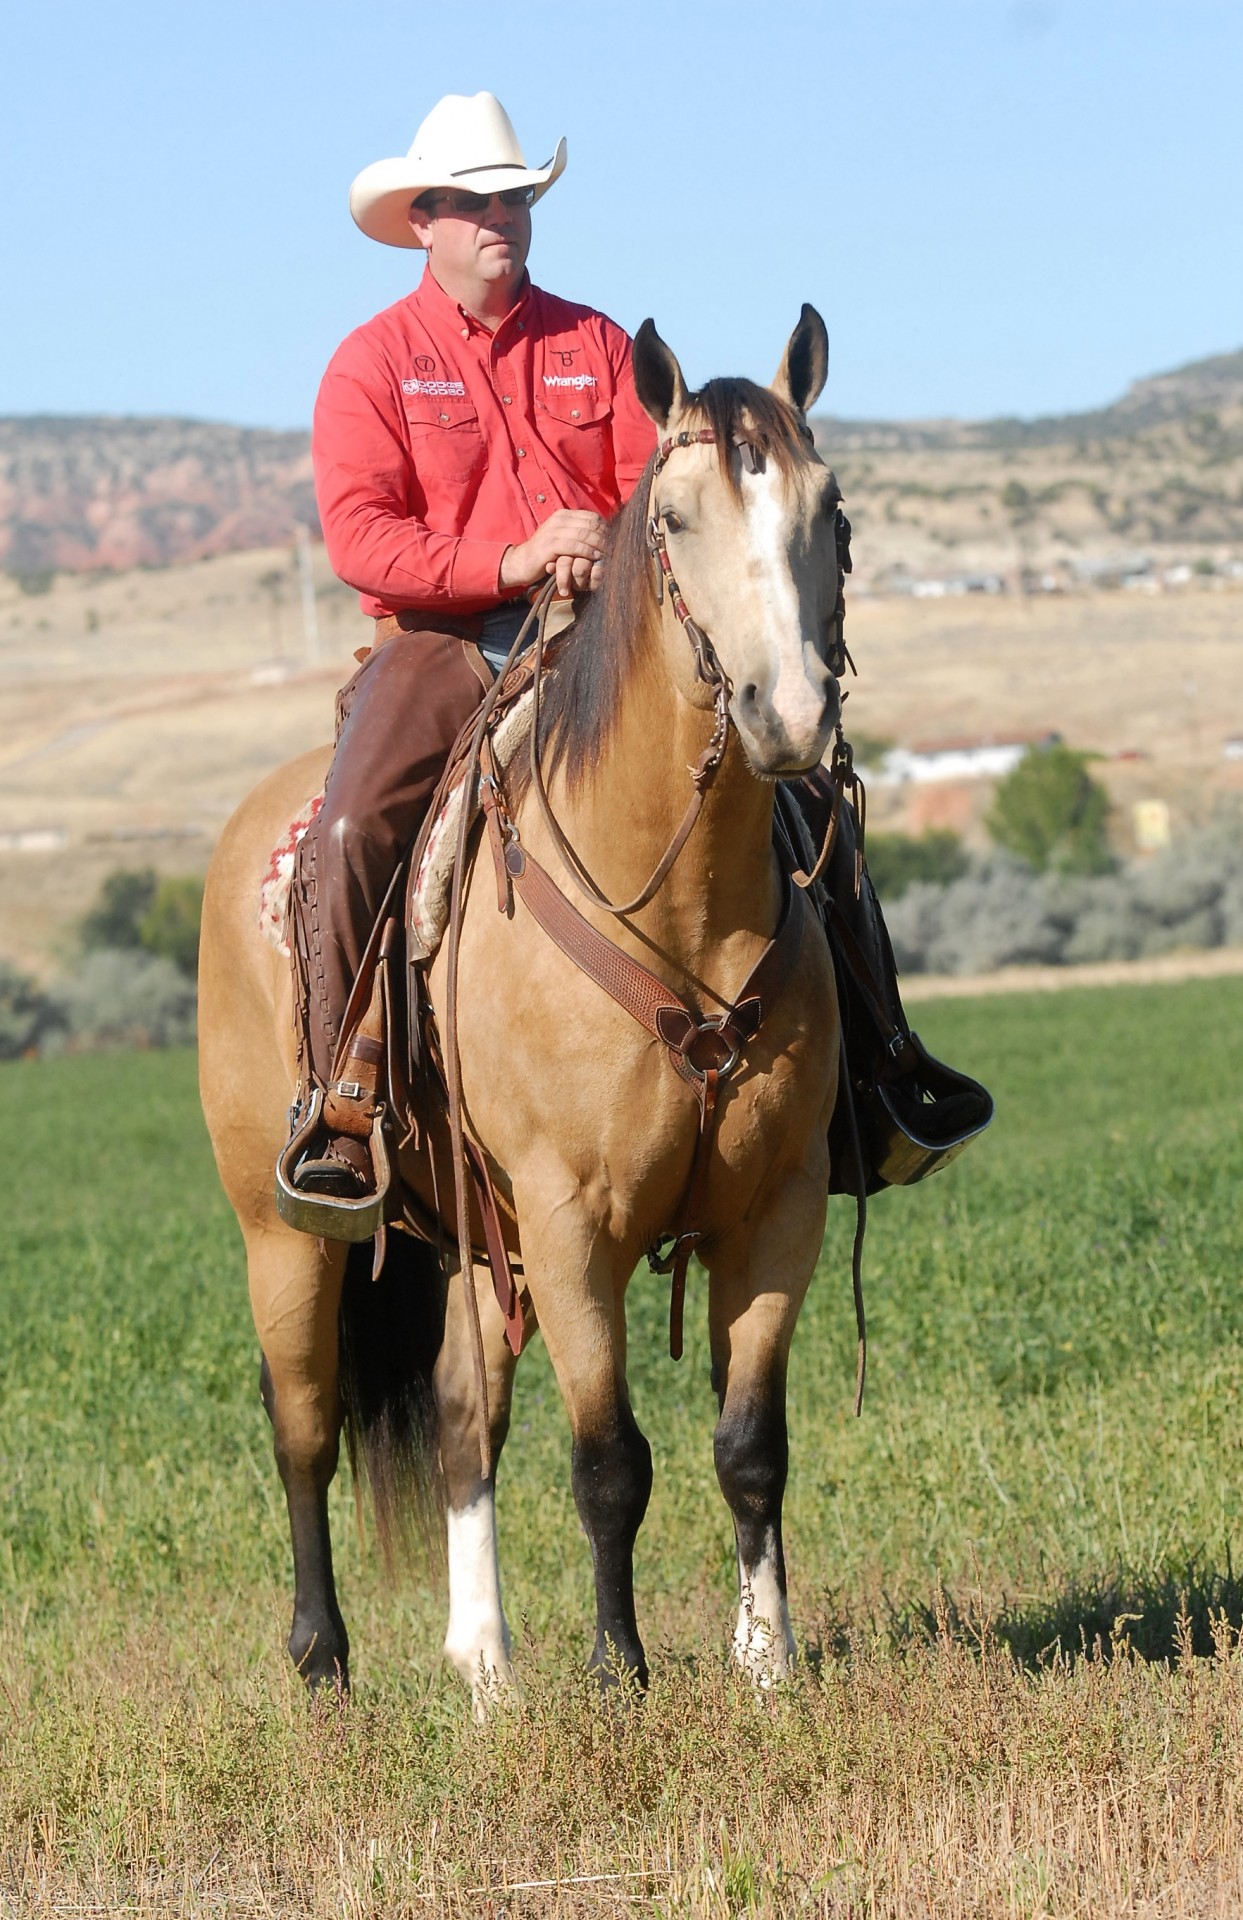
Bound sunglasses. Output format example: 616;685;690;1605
418;186;536;217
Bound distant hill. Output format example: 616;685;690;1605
815;346;1243;451
2;343;1241;580
810;345;1243;583
0;416;315;576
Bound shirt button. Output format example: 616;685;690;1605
536;493;546;504
439;412;449;422
570;408;580;419
502;395;512;405
461;327;469;338
516;447;526;458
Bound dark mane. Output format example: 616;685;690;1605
516;377;811;798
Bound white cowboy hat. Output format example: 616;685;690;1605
349;92;567;250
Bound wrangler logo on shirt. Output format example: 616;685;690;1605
402;377;468;397
543;374;598;390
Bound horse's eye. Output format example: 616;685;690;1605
661;508;685;534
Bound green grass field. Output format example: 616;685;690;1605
2;978;1242;1915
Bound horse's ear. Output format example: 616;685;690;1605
633;318;690;430
772;304;829;416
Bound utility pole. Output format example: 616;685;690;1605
296;526;321;667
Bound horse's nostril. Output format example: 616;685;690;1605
739;683;759;712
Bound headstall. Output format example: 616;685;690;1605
442;421;863;1465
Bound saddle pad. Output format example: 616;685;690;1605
259;793;323;955
408;689;533;961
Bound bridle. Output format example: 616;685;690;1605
521;428;731;920
526;421;854;918
443;420;867;1473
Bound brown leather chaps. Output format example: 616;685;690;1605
293;619;491;1084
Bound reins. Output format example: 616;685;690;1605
443;583;556;1478
524;429;732;918
442;423;869;1473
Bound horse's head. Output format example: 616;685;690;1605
633;308;842;779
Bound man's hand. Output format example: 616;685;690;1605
499;509;607;598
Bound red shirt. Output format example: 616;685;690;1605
313;268;657;617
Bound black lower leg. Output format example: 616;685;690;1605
713;1386;789;1597
571;1406;653;1688
261;1357;350;1692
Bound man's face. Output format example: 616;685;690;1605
407;191;532;288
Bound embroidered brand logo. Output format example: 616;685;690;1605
543;374;597;390
403;377;467;397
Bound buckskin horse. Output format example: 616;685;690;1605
199;307;847;1703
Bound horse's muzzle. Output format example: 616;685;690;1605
733;673;841;778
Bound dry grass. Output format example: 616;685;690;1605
7;1615;1243;1916
2;977;1243;1913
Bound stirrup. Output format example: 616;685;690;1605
860;1034;994;1187
275;1086;391;1241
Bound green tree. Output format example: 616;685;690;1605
0;960;58;1059
986;743;1114;874
139;876;205;978
81;868;158;952
80;869;204;977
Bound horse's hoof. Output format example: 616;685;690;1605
589;1642;648;1703
290;1621;350;1696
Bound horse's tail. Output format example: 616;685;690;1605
338;1231;446;1570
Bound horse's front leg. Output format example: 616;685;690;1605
704;1169;826;1682
521;1213;652;1688
435;1258;521;1710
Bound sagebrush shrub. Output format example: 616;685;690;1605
46;950;196;1051
882;826;1243;974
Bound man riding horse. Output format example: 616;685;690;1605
290;92;655;1198
288;90;986;1211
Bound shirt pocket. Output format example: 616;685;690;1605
402;390;487;490
536;386;615;493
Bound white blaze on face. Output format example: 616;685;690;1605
444;1491;513;1713
738;468;834;768
733;1530;796;1684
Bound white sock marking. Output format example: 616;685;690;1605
734;1530;796;1683
444;1492;513;1709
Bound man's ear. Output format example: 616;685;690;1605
633;318;690;431
407;199;435;248
772;304;829;416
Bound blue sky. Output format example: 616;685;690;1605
1;0;1239;428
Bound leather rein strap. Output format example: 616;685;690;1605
441;425;866;1470
481;762;807;1360
472;424;819;1362
523;428;732;920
